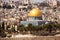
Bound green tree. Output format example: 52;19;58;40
18;24;25;32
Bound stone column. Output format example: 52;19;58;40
15;25;17;32
4;22;7;30
42;15;45;21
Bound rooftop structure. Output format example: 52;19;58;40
28;8;42;17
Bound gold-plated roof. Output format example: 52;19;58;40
28;8;42;17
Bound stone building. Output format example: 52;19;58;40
20;8;49;26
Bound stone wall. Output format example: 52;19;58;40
0;36;60;40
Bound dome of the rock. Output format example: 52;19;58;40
28;8;42;17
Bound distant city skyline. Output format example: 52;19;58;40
2;0;60;3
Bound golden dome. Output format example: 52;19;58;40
28;8;42;17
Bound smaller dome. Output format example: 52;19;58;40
28;8;42;17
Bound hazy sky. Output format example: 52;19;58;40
2;0;60;3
